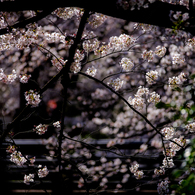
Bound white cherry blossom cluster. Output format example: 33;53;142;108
109;34;136;51
10;151;27;166
154;167;165;176
162;157;174;168
74;49;85;62
24;174;34;185
142;50;154;62
168;72;187;88
129;163;144;179
185;122;195;132
85;66;97;77
70;62;81;74
171;53;185;65
128;86;160;109
51;57;67;71
107;78;124;91
89;13;107;28
53;7;82;20
119;57;134;71
157;180;169;195
169;136;186;152
155;46;166;58
0;69;17;84
148;91;161;104
53;121;61;128
33;124;48;135
161;127;174;140
24;90;41;107
146;70;159;84
82;31;100;53
38;165;49;178
187;37;195;47
19;74;31;83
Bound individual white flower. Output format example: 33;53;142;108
107;78;123;91
38;166;49;178
86;66;97;77
25;90;41;107
119;57;134;71
146;70;158;84
161;127;174;140
155;46;166;57
24;174;34;185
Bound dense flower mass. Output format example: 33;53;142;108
10;151;27;166
107;78;124;91
119;57;134;71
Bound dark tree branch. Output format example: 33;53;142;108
0;0;194;34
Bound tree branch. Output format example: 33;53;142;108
0;0;194;34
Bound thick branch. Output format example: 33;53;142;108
0;0;194;34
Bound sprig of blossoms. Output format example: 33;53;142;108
25;90;41;107
148;91;161;104
119;57;134;71
107;78;124;91
0;69;17;84
33;124;48;135
129;163;144;179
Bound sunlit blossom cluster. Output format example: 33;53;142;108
19;74;31;83
24;90;41;107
